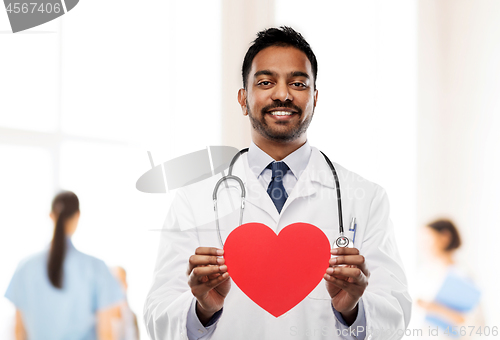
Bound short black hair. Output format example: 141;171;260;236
242;26;318;89
427;219;462;252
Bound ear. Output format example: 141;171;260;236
313;88;318;108
238;88;248;116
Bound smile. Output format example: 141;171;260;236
269;111;294;116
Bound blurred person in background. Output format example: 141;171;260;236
4;191;124;340
111;266;140;340
416;219;484;339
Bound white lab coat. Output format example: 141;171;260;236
144;147;412;340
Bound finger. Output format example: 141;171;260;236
356;261;370;278
187;254;225;274
188;265;226;287
329;254;365;267
340;258;369;278
190;255;225;267
330;256;370;278
207;272;222;280
323;274;364;296
190;265;227;283
328;272;349;281
326;266;365;283
191;272;230;298
205;272;230;289
331;247;360;256
195;247;224;256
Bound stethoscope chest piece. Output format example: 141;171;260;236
335;235;350;248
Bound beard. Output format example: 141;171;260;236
247;100;314;142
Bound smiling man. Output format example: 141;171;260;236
239;44;317;160
144;27;411;340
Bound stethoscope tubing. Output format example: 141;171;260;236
212;148;346;248
319;151;344;235
213;174;245;248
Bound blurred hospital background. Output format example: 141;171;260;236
1;0;499;338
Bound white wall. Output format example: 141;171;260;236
275;0;418;291
0;1;221;338
418;0;500;325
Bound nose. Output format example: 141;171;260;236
270;81;293;102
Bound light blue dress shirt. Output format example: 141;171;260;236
5;238;124;340
187;141;366;339
247;140;312;196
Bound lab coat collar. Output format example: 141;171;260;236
307;147;337;189
278;147;336;214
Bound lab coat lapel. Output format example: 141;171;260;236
307;148;337;189
279;164;317;214
283;148;331;211
279;148;334;215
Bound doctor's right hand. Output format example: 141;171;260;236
187;247;231;325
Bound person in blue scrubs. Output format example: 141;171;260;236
5;191;124;340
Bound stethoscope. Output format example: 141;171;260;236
213;148;352;249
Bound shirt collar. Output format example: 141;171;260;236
247;141;312;180
66;237;76;251
45;236;76;252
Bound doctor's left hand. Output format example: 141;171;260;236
187;247;231;325
324;247;370;325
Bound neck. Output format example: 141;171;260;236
438;250;455;266
252;134;307;161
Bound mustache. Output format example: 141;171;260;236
261;101;302;115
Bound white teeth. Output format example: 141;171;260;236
270;111;293;116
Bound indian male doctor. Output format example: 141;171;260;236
144;26;411;340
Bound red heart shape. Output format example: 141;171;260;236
224;222;331;317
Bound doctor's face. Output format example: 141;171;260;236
238;46;318;144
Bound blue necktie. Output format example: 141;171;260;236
266;161;289;213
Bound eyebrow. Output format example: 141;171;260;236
254;70;276;78
253;70;310;80
289;71;310;79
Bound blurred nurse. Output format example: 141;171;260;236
415;219;484;339
111;266;140;340
4;191;124;340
